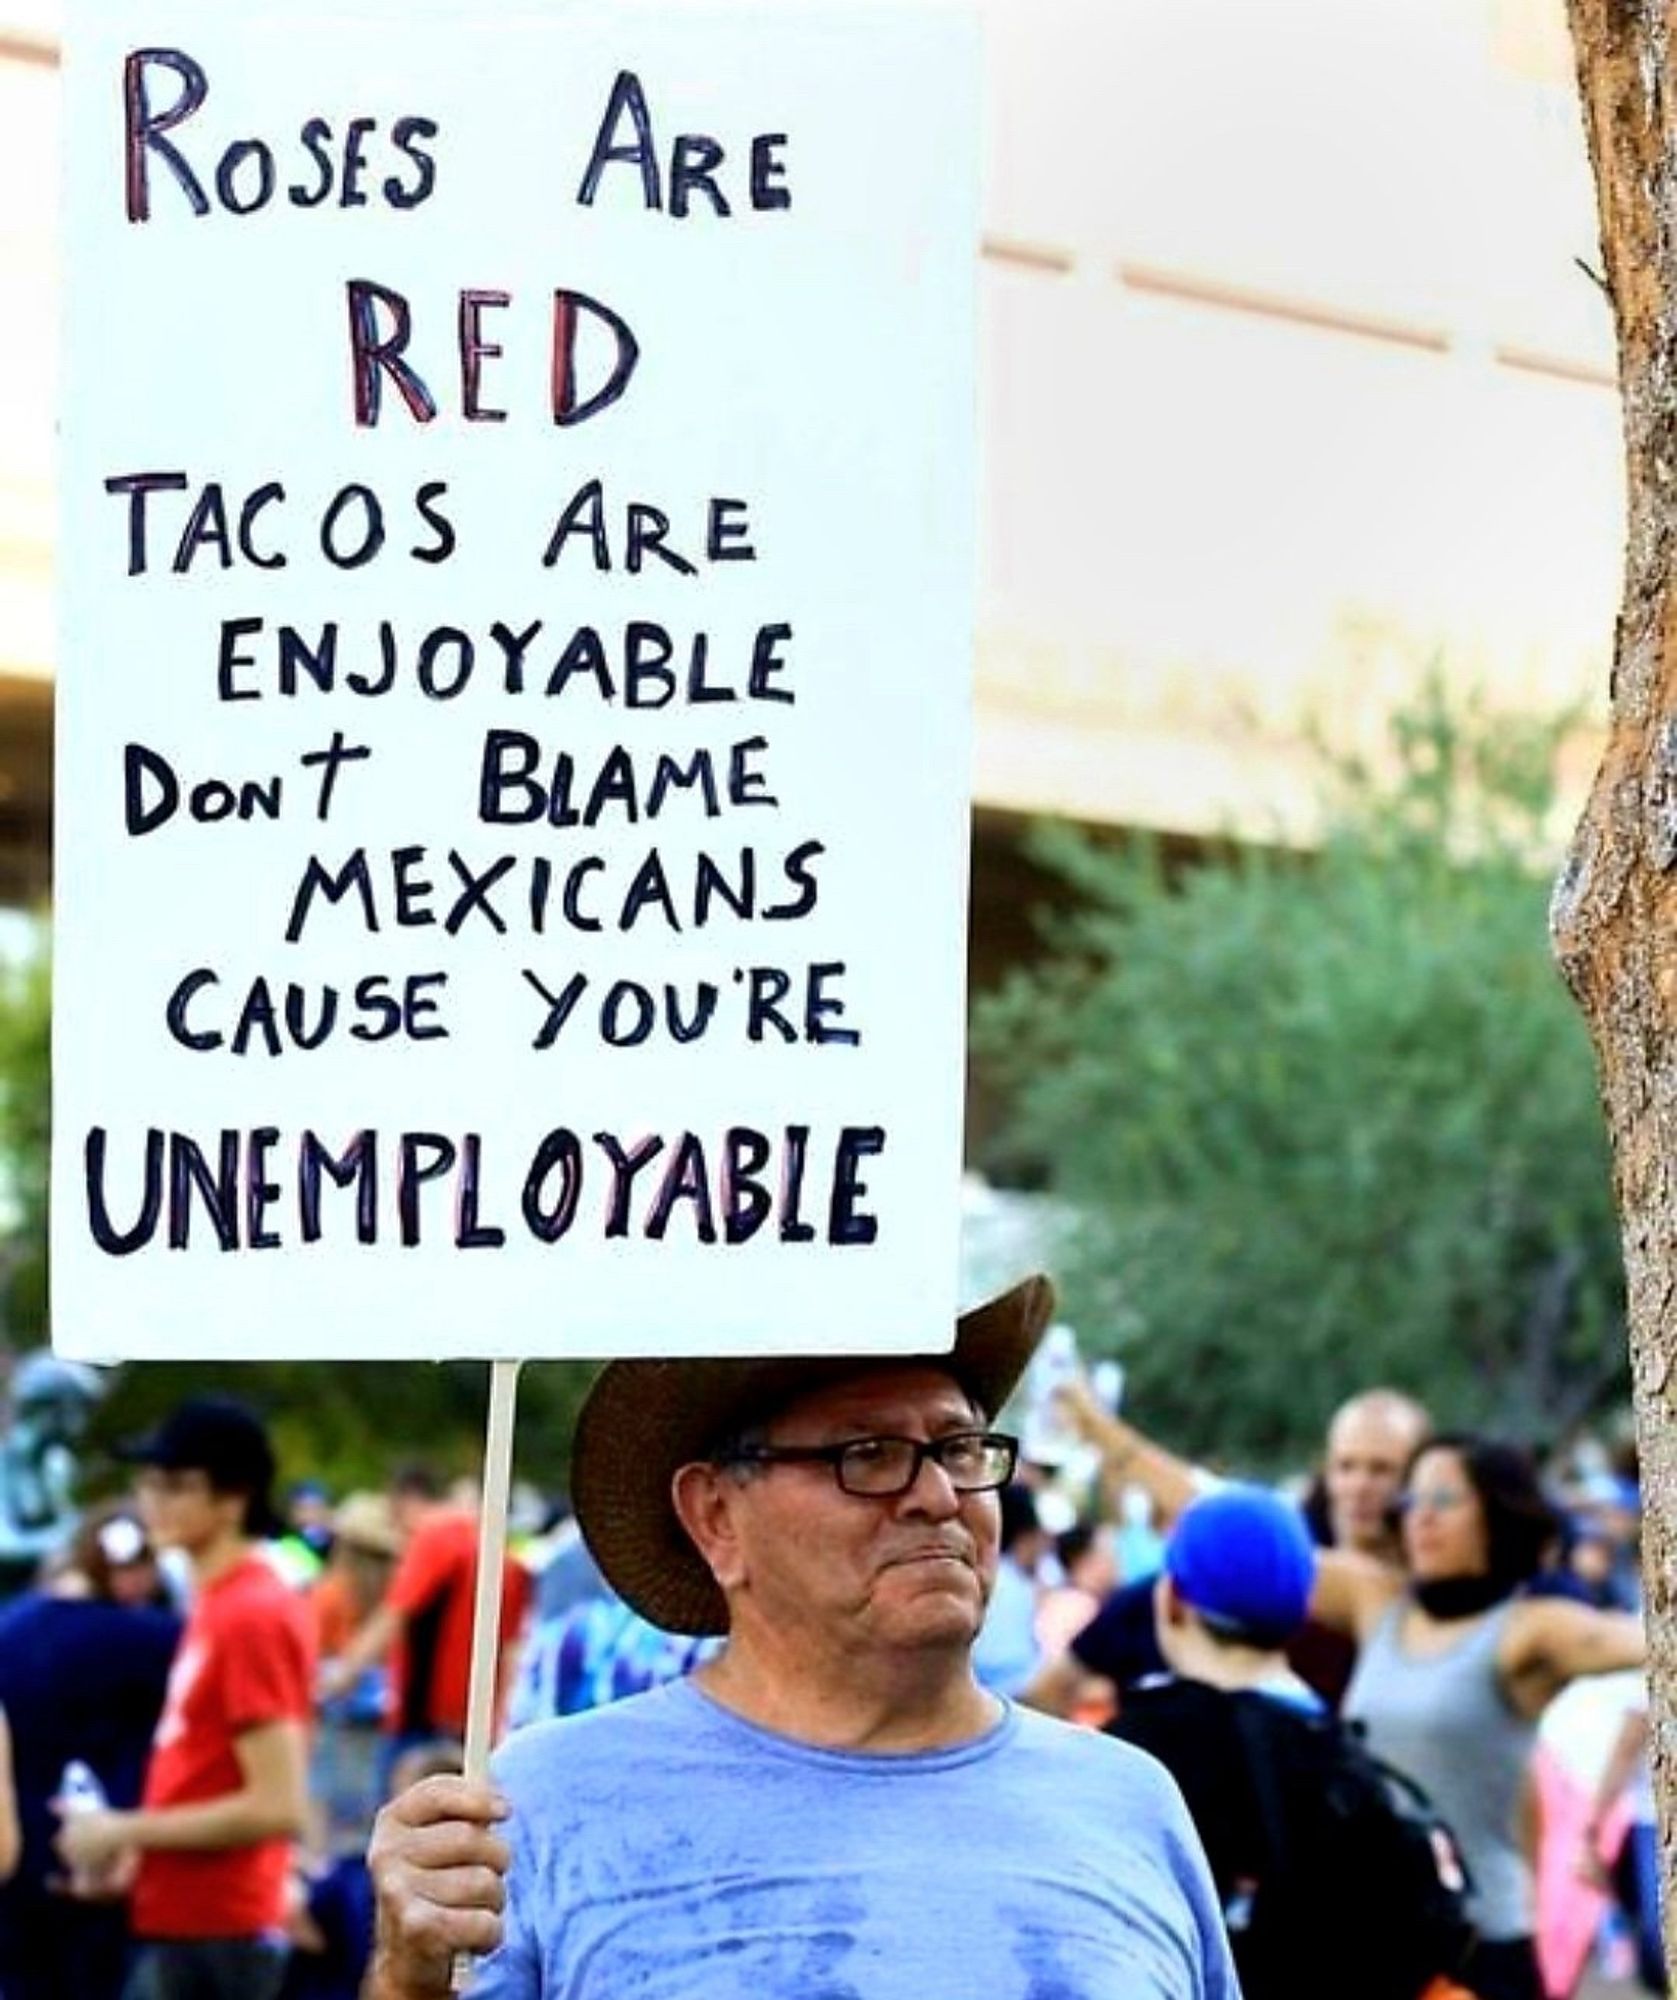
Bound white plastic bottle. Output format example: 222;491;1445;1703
58;1759;112;1897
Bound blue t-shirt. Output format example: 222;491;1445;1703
478;1677;1239;1999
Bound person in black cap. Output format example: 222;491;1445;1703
55;1395;314;2000
362;1277;1239;2000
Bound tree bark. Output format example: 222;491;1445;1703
1560;0;1677;1959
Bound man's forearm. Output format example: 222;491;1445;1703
341;1601;403;1676
118;1785;305;1853
1017;1652;1112;1719
1586;1710;1649;1833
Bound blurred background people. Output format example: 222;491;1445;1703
1314;1432;1644;2000
56;1396;313;2000
508;1583;715;1727
279;1742;462;2000
1580;1693;1664;1994
319;1463;529;1770
1110;1484;1472;2000
1024;1381;1432;1718
973;1480;1051;1695
0;1352;105;1599
309;1492;401;1854
1035;1521;1119;1657
0;1710;18;1886
0;1498;180;2000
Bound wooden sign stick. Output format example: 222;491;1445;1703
453;1357;523;1993
463;1357;522;1781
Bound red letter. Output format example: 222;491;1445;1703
550;290;640;428
124;48;209;221
346;279;438;427
459;289;510;422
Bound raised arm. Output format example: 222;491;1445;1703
1503;1599;1645;1711
1309;1546;1404;1642
1055;1380;1202;1528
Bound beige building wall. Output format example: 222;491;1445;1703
972;0;1619;844
0;0;1623;888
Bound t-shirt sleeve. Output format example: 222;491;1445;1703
498;1557;532;1644
388;1520;457;1618
1158;1781;1243;2000
222;1598;314;1735
1106;1737;1243;2000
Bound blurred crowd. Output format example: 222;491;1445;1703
993;1378;1656;2000
0;1357;1659;2000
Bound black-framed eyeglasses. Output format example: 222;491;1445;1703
718;1429;1019;1498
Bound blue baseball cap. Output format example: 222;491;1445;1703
1166;1484;1317;1645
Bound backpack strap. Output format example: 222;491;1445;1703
1229;1690;1298;1886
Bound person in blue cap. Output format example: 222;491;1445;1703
1157;1486;1322;1703
1109;1485;1470;2000
1119;1484;1323;1725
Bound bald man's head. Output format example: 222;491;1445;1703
1323;1390;1432;1559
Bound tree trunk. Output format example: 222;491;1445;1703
1560;1;1677;1961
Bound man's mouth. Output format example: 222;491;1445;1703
883;1544;971;1569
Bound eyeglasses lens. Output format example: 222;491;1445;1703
836;1434;1013;1497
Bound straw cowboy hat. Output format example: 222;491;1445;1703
572;1273;1057;1636
332;1490;402;1558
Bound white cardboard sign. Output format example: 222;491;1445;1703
53;0;979;1361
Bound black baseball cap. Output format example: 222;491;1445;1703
121;1395;285;1538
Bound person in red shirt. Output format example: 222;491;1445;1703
322;1465;529;1754
56;1396;313;2000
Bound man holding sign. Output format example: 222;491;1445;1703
366;1276;1238;1999
57;11;1203;1991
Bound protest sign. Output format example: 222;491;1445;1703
53;0;981;1362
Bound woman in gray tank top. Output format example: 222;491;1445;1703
1313;1433;1643;2000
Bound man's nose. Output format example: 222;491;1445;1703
897;1451;962;1516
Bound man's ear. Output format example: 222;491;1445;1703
1154;1571;1185;1629
671;1462;748;1595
